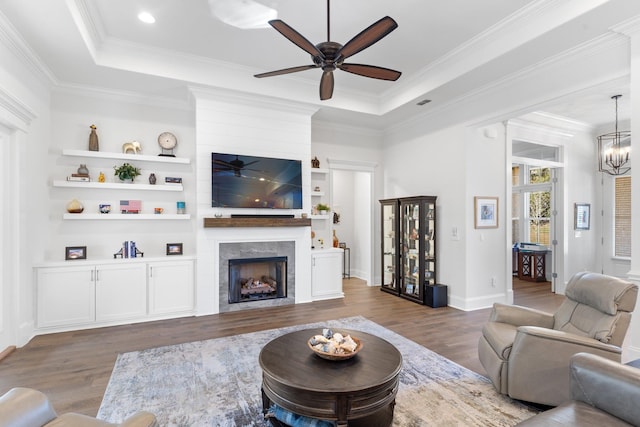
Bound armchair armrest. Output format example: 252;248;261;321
506;327;622;406
570;352;640;426
489;303;554;328
0;387;57;427
120;411;158;427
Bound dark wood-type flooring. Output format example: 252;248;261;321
0;278;563;417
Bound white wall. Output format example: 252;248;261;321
48;90;196;260
0;26;51;347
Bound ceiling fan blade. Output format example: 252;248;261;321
337;16;398;60
268;19;324;59
320;70;334;100
254;65;319;78
338;63;401;81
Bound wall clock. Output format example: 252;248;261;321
158;131;177;157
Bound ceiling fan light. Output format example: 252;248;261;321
208;0;277;29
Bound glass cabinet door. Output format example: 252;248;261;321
400;200;422;302
380;199;398;294
424;201;436;285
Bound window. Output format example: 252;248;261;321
614;176;631;257
512;166;552;246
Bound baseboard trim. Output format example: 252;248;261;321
0;345;16;362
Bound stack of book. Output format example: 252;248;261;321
67;172;90;182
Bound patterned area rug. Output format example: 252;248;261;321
98;316;537;426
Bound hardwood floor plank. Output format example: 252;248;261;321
0;278;562;417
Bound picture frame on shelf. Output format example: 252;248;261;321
65;246;87;260
166;243;183;255
474;196;499;229
574;203;590;230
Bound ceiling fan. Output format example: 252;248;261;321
213;155;260;177
254;0;401;100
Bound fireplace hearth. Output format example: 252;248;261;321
229;256;287;303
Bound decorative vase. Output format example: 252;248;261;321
77;164;89;175
148;173;156;185
89;124;99;151
333;230;339;248
66;199;84;213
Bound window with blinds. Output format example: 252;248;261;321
614;176;631;257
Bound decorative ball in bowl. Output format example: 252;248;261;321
308;328;362;361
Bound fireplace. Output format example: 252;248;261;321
228;256;287;303
217;241;296;313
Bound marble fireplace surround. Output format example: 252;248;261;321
219;241;295;313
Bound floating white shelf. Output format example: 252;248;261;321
63;214;191;220
310;214;331;220
311;191;325;196
311;168;329;174
62;149;190;164
53;180;183;192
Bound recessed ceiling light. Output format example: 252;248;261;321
138;11;156;24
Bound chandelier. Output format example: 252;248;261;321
598;94;631;175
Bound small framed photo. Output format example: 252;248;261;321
574;203;590;230
474;196;499;229
65;246;87;260
166;243;183;255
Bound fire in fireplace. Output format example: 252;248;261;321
228;256;287;303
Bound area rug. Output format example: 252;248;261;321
98;316;537;426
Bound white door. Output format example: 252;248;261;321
96;263;147;321
148;260;194;315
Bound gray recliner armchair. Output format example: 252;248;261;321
0;387;157;427
478;271;638;406
516;352;640;426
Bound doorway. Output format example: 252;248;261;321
328;159;375;285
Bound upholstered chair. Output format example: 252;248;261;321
515;353;640;426
0;387;157;427
478;271;638;406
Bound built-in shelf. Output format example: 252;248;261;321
310;214;331;220
203;217;311;228
62;149;190;164
63;214;191;220
53;180;183;192
311;191;325;196
311;168;329;174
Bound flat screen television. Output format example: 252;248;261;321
212;152;303;209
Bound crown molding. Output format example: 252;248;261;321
381;0;611;114
0;86;37;131
52;83;192;111
0;10;57;86
387;31;628;136
610;15;640;37
507;118;578;140
188;85;319;118
312;119;383;139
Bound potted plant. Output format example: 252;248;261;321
316;203;330;215
114;162;141;182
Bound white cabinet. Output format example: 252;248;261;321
35;258;195;331
311;249;344;301
95;264;147;322
37;266;95;328
148;260;194;315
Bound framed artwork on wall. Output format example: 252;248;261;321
474;196;499;229
574;203;590;230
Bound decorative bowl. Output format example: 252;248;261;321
308;334;362;361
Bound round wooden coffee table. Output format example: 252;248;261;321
259;328;402;427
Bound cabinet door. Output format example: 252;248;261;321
380;199;398;294
148;260;194;315
36;266;95;328
95;263;147;322
400;200;423;302
311;251;343;300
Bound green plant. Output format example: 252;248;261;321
316;203;330;211
114;162;141;181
